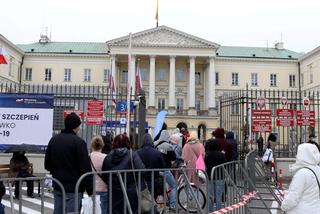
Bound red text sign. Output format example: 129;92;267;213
296;110;315;118
252;125;272;132
63;110;84;118
276;118;294;127
296;119;315;126
252;110;272;117
252;118;272;125
276;109;294;117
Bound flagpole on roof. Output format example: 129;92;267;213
126;33;133;135
155;0;159;27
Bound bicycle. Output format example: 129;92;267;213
156;164;206;213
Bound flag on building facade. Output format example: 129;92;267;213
108;67;116;104
155;0;159;27
0;47;8;64
135;62;142;95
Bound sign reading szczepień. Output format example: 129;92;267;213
0;94;53;146
86;100;104;125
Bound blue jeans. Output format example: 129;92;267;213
97;192;108;214
162;171;177;209
208;180;224;211
0;203;4;214
53;191;83;214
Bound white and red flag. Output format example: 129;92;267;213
0;47;8;64
135;62;142;95
108;67;116;104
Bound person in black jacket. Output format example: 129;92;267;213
137;133;166;197
205;139;226;212
44;113;93;214
101;134;145;214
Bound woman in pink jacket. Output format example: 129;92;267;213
90;136;108;214
182;131;205;183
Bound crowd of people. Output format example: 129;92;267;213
12;111;320;214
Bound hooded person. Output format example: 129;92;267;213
212;128;232;162
170;133;184;168
281;143;320;214
154;130;177;209
182;131;205;183
226;132;238;161
45;112;93;214
137;134;166;198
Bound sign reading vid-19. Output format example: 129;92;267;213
0;94;54;146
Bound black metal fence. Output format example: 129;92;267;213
220;88;320;158
0;83;139;151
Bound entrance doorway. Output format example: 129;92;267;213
198;124;206;141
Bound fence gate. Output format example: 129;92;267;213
0;83;141;151
220;88;320;158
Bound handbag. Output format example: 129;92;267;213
129;149;154;213
191;146;206;181
262;148;273;164
81;195;101;214
303;167;320;198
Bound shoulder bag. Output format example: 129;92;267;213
130;149;154;213
303;167;320;198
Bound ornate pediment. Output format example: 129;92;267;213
107;25;219;49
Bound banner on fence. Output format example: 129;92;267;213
0;93;53;145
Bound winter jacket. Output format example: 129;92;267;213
215;137;232;162
205;142;226;180
137;134;166;181
182;139;205;183
281;143;320;214
226;132;238;161
154;130;176;168
90;151;107;192
9;153;32;178
44;129;93;195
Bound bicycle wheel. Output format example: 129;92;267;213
177;184;206;213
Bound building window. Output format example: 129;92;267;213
45;68;52;81
270;74;277;86
64;69;71;81
158;98;165;110
195;72;201;84
103;69;110;82
176;98;184;112
196;100;201;111
84;69;91;82
232;73;239;86
25;68;32;81
140;68;147;81
122;70;128;83
157;69;166;81
289;75;296;87
251;73;258;86
301;73;304;87
215;72;219;85
231;101;239;115
176;69;184;81
309;64;313;84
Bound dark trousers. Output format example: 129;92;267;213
14;171;34;197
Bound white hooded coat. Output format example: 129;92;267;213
281;143;320;214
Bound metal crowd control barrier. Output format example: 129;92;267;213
74;168;209;214
0;176;66;214
210;161;272;214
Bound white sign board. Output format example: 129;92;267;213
0;94;53;146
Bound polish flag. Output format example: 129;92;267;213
108;70;116;104
0;47;8;64
136;63;142;95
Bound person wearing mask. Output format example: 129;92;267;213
45;113;93;214
182;131;205;183
281;143;320;213
101;134;145;214
205;139;226;211
212;128;232;162
90;135;108;214
137;133;166;203
154;130;177;210
9;151;34;199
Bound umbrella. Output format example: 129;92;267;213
153;110;168;139
5;144;43;153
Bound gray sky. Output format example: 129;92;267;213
1;0;319;53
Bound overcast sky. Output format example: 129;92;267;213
1;0;319;53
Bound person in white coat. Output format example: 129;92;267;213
281;143;320;214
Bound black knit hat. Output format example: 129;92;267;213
64;112;81;130
267;133;277;142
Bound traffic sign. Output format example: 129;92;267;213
276;118;294;127
281;97;288;107
252;109;272;117
256;96;266;109
303;97;310;108
296;118;315;126
276;109;294;117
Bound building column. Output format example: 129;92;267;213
111;55;117;89
208;57;216;116
188;56;196;115
168;55;176;115
129;55;136;96
148;55;156;114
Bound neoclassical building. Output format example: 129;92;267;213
1;25;317;139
